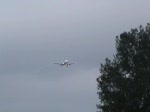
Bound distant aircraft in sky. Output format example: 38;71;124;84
53;60;74;67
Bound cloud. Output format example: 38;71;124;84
0;68;99;112
0;0;150;112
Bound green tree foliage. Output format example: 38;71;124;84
97;23;150;112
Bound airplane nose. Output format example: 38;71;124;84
65;60;68;62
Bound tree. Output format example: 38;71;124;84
97;23;150;112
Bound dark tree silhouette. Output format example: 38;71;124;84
97;23;150;112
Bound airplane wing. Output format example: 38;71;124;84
68;63;75;65
53;63;64;66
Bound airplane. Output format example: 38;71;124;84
53;60;74;67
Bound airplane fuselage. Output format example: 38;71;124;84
60;62;70;67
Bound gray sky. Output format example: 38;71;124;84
0;0;150;112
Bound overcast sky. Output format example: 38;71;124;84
0;0;150;112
